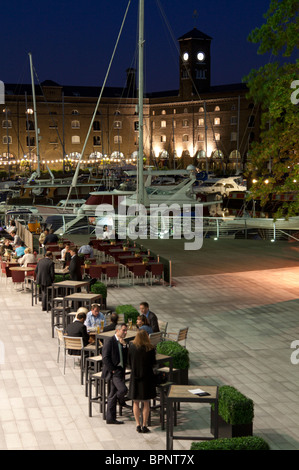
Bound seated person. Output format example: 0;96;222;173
44;229;58;245
103;312;119;332
11;230;22;247
136;315;153;335
15;242;26;258
0;239;13;256
18;247;37;266
78;241;94;258
85;303;106;330
66;312;90;355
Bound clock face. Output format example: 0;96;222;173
183;52;189;61
197;52;205;62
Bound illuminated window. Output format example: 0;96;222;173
197;133;204;142
72;135;80;144
214;106;220;111
161;110;166;115
161;120;166;128
214;117;220;125
26;108;33;115
199;107;204;112
198;118;204;126
114;135;122;144
214;133;221;141
3;136;12;144
114;121;122;129
71;120;80;129
161;135;167;142
183;119;189;127
182;134;189;142
2;120;12;128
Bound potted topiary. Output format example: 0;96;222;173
115;304;139;325
190;436;270;450
84;259;91;269
90;281;107;309
142;256;149;264
156;340;190;385
211;385;254;438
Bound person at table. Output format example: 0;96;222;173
18;247;36;266
39;228;48;246
103;312;119;332
0;239;13;256
66;311;90;355
68;247;82;281
78;241;94;259
35;251;55;311
85;303;106;330
102;224;111;240
127;329;156;433
11;230;22;248
140;302;160;333
6;219;16;234
102;323;129;424
14;241;26;258
44;229;58;246
136;315;153;335
61;243;71;268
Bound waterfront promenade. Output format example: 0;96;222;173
0;238;299;450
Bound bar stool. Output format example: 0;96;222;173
51;305;71;338
85;355;103;397
88;372;111;420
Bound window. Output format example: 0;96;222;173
26;108;33;115
161;110;166;115
231;116;237;125
134;121;139;131
3;136;12;144
2;120;12;128
72;135;80;144
214;133;220;141
197;133;204;142
214;106;220;111
152;110;155;116
214;117;220;125
93;136;101;146
161;120;166;128
183;119;189;127
161;135;166;143
26;120;35;131
231;132;237;141
72;110;79;115
26;136;35;146
248;116;255;127
114;121;122;129
114;110;121;115
198;118;204;126
49;120;58;128
199;106;204;112
93;121;101;131
71;120;80;129
173;109;176;114
184;108;188;113
114;135;122;144
182;134;189;142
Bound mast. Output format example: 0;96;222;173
137;0;145;205
28;52;41;177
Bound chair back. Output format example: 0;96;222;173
149;331;163;347
105;265;118;277
177;327;188;347
158;320;168;337
132;264;146;275
63;336;83;351
89;265;102;279
148;263;163;275
55;327;65;343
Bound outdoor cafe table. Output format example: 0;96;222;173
166;385;219;450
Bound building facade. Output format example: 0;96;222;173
1;28;260;174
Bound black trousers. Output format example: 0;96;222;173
106;369;128;422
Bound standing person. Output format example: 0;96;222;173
127;330;156;433
61;243;71;268
101;323;129;424
44;229;58;246
68;247;82;281
78;241;94;258
140;302;160;333
35;251;55;311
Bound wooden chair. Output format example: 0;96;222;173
55;327;65;363
149;331;163;347
165;327;189;348
158;320;168;339
63;336;84;384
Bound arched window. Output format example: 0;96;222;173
71;120;80;129
72;110;79;115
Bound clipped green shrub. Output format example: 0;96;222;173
156;340;190;370
190;436;270;451
54;274;70;282
90;282;107;299
212;385;254;425
115;304;139;324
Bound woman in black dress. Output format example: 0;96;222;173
128;329;156;433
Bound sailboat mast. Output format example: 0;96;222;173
137;0;145;205
28;52;41;177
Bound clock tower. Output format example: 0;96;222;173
178;28;212;99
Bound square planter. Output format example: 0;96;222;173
211;409;253;438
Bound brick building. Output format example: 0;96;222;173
1;28;260;174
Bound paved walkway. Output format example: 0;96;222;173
1;239;299;450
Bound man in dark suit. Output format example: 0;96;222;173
140;301;160;332
35;251;55;311
102;323;129;424
103;313;118;332
66;312;90;355
68;247;82;281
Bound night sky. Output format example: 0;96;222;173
1;0;275;93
